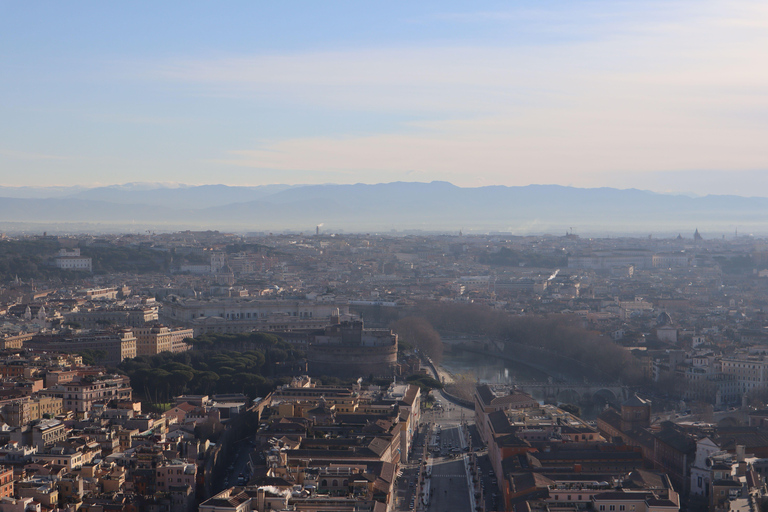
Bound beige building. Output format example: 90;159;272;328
9;419;67;450
593;490;679;512
0;333;31;350
64;306;158;329
56;375;133;414
25;330;137;365
31;396;63;420
0;396;63;427
161;298;351;335
134;326;194;356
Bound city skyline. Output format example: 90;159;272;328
3;1;768;196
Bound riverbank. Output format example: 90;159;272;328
425;357;474;409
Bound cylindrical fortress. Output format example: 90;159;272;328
307;343;398;378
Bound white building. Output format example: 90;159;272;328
721;356;768;395
53;248;92;272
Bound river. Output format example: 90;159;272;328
440;347;607;420
440;346;550;384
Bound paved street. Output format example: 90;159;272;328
427;446;472;511
394;394;478;512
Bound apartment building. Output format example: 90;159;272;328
160;297;351;334
25;330;137;365
133;325;194;356
721;356;768;395
155;462;196;492
57;375;133;414
64;306;158;328
0;466;13;499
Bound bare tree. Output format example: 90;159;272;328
391;316;444;363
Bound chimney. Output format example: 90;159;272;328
257;488;265;511
736;445;746;463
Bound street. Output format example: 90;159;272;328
396;394;477;512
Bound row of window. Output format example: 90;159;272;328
598;505;635;511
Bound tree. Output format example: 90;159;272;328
390;316;443;362
405;374;443;391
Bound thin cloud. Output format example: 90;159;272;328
0;149;70;161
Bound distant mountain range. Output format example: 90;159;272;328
0;181;765;235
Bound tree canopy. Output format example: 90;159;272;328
118;332;303;404
390;316;443;362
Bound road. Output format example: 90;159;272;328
426;426;472;512
396;394;478;512
223;438;254;489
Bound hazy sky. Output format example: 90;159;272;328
2;1;768;195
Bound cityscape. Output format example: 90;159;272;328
0;229;765;511
4;2;768;512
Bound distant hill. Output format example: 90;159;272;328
0;181;765;234
68;183;296;209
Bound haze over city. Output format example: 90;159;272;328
7;4;768;512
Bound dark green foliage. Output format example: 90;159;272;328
398;340;414;353
405;374;443;391
189;331;293;353
0;239;83;282
714;255;754;275
0;239;179;282
224;243;276;255
118;342;296;404
80;349;108;366
559;403;582;417
81;246;171;274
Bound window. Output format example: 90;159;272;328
610;506;616;511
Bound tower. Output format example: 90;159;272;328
620;394;651;431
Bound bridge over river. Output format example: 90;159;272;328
447;342;630;407
509;381;629;406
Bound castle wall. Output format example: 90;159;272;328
307;343;398;379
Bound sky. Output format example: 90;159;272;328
2;1;768;195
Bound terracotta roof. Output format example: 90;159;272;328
175;402;197;412
402;384;419;406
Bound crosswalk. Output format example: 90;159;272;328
431;474;466;478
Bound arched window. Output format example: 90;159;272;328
321;479;328;487
332;479;338;487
